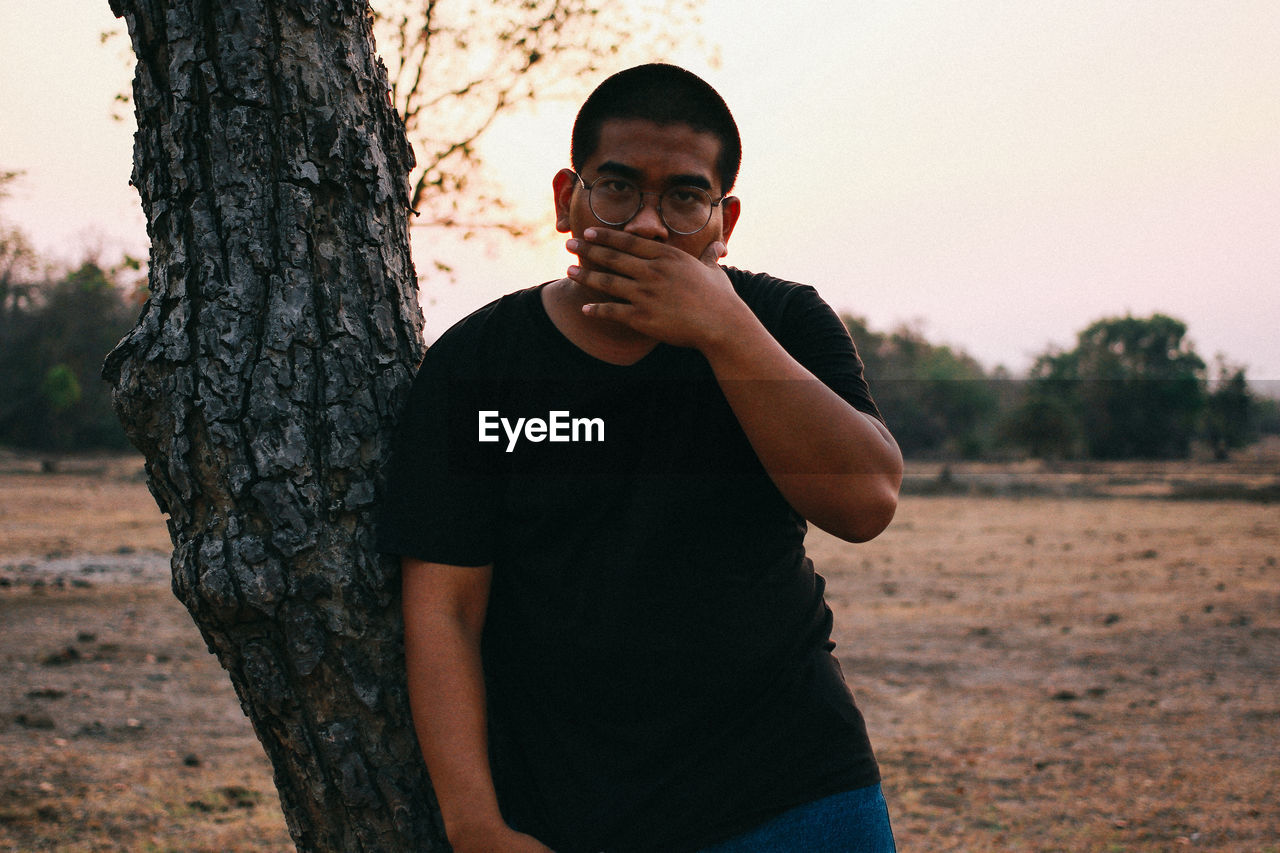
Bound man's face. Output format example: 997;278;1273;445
554;118;740;269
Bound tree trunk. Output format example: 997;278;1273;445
102;2;441;849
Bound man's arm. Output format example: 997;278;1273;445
401;557;553;852
699;320;902;542
569;228;903;542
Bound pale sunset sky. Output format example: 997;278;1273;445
2;1;1277;381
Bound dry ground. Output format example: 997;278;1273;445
1;450;1277;851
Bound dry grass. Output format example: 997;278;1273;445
812;496;1279;851
0;451;171;559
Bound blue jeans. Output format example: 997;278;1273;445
696;784;898;852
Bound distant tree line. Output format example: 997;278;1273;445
0;257;140;452
843;312;1275;461
0;268;1272;460
0;172;135;451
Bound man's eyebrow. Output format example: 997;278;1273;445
668;173;714;191
595;161;714;191
595;161;644;182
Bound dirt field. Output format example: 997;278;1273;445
1;451;1277;851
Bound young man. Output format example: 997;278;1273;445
379;64;903;853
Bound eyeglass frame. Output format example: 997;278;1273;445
571;171;727;235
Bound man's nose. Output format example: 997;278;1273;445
624;195;668;240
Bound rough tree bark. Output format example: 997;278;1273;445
101;1;442;849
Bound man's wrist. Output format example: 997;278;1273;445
446;812;511;849
696;302;772;372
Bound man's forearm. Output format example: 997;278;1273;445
406;619;503;838
701;317;903;543
402;561;506;845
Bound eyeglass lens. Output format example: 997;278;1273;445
589;179;713;234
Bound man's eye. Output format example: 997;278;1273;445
597;179;635;195
667;188;703;206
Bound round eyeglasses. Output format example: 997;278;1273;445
575;173;725;235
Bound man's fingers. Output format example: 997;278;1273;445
567;264;631;299
700;240;727;266
570;241;644;279
580;227;662;258
581;301;634;323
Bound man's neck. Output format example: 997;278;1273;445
541;278;659;366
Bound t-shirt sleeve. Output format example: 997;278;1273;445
771;282;884;423
375;340;501;567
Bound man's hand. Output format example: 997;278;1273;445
566;227;753;351
567;227;902;542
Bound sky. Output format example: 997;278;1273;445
2;0;1278;381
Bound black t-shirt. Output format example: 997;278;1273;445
379;268;883;853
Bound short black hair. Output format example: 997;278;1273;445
571;64;742;194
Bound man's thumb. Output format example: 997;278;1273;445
702;241;727;264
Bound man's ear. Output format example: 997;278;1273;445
553;168;577;233
719;195;742;245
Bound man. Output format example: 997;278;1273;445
379;64;903;852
